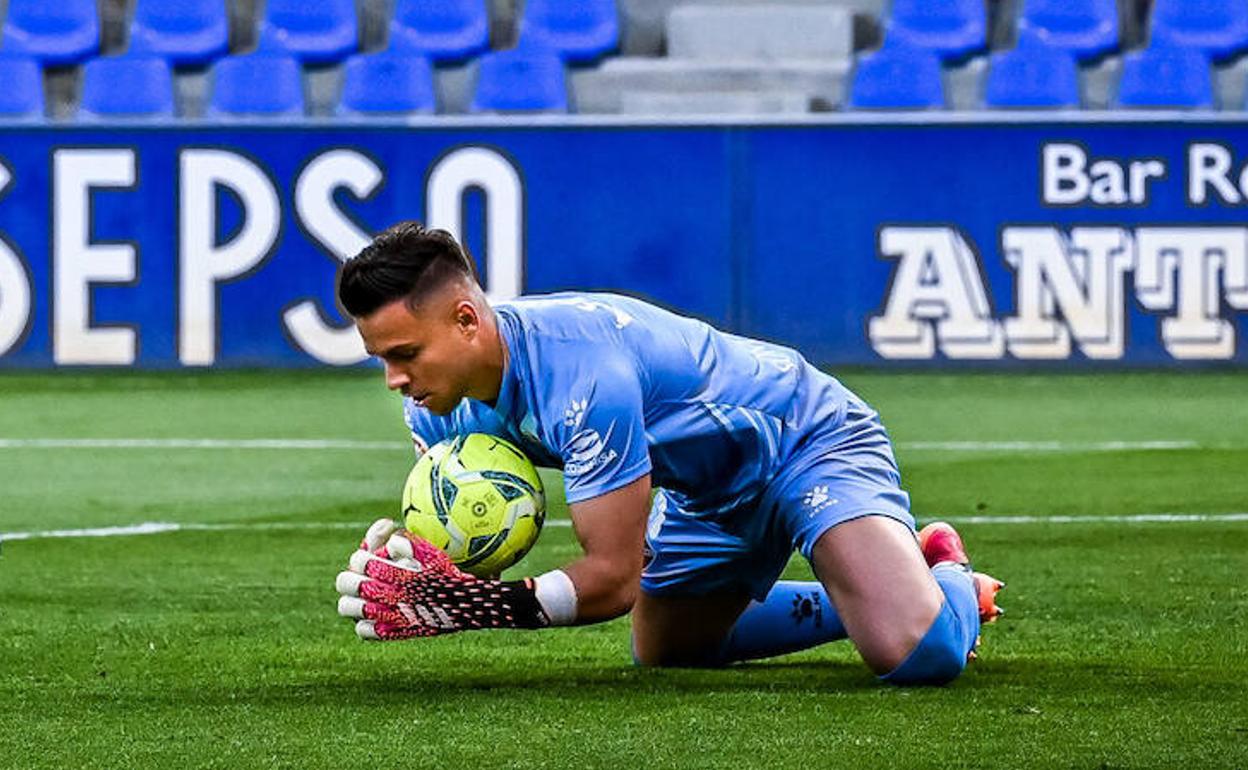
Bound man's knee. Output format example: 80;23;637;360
878;600;970;686
856;615;935;676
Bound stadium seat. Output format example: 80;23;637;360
848;40;945;109
339;52;436;115
128;0;229;67
1150;0;1248;61
984;30;1080;109
665;4;852;62
0;55;44;119
1018;0;1118;62
258;0;358;64
0;0;99;66
517;0;619;63
1117;43;1213;109
388;0;489;62
209;52;305;117
471;48;568;112
80;55;175;118
886;0;986;61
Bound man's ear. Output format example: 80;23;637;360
454;299;481;336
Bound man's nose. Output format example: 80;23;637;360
383;360;409;391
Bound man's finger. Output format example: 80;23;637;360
338;596;409;625
348;548;418;575
335;571;407;603
386;532;456;572
360;518;401;552
335;570;368;596
355;619;439;641
355;619;381;640
338;596;367;618
350;549;431;586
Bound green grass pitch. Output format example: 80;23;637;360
0;370;1246;768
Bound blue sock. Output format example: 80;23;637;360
716;581;848;663
881;565;981;686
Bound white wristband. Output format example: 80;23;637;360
533;569;578;626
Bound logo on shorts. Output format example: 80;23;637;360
803;485;839;515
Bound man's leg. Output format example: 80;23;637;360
632;581;852;666
714;580;847;662
810;515;980;684
631;488;979;672
630;590;751;666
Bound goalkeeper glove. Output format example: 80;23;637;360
335;523;550;641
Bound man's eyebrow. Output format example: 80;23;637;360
372;342;416;358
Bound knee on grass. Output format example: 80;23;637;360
878;600;972;687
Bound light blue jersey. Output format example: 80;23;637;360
404;292;913;598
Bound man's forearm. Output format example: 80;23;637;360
560;555;640;623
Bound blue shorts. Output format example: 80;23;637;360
640;410;914;601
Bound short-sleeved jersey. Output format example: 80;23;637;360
403;293;873;513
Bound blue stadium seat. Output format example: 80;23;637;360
339;52;436;115
517;0;619;63
471;48;568;112
0;55;44;119
80;55;175;118
985;30;1080;109
886;0;985;61
1;0;99;66
1018;0;1117;62
1151;0;1248;61
1117;43;1213;109
129;0;229;67
388;0;489;62
258;0;357;64
209;53;305;117
848;40;945;110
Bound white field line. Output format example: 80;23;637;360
0;519;574;542
0;438;403;451
0;438;1213;452
900;440;1200;452
2;513;1246;543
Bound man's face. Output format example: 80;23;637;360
355;290;481;416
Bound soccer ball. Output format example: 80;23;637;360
401;433;546;577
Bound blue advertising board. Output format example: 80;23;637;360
0;116;1244;368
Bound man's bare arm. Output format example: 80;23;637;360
560;473;652;622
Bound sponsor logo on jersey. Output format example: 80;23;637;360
564;427;619;476
564;398;587;428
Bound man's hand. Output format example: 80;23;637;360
335;519;550;641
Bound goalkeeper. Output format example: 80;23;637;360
333;222;1004;685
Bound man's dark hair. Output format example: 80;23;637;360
337;221;480;318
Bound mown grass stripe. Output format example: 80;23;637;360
3;513;1246;543
0;438;1209;452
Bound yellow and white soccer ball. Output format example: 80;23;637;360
401;433;545;577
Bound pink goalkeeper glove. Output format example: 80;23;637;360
334;519;550;641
